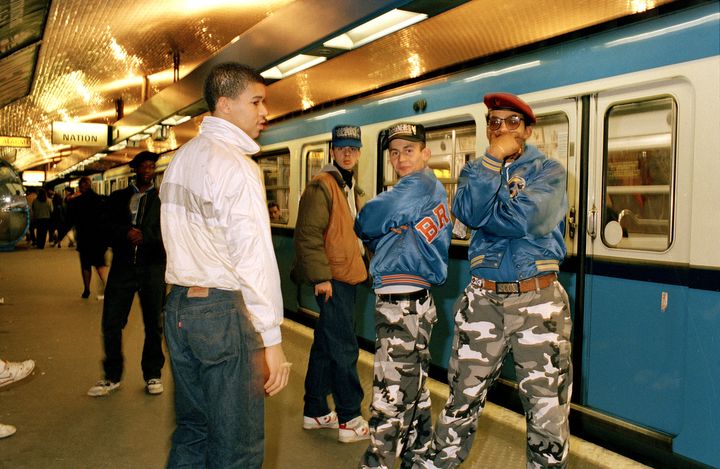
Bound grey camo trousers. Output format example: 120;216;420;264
360;293;437;469
415;280;572;468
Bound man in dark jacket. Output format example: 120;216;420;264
67;176;108;298
88;151;166;397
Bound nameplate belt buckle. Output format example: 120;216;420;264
496;281;520;294
472;273;557;294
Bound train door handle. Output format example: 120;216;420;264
587;204;597;239
568;207;576;239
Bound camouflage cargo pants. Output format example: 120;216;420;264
360;293;437;469
416;280;572;469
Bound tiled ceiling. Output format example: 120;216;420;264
0;0;680;179
0;0;294;168
0;0;49;109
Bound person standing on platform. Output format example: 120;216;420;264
31;188;52;249
355;123;452;469
160;62;290;468
417;93;572;469
57;186;77;248
87;151;166;397
0;358;35;439
291;125;370;443
67;176;108;298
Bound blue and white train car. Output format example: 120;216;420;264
257;3;719;467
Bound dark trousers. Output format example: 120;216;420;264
102;262;166;382
303;279;364;423
34;218;50;248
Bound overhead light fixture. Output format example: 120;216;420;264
128;133;150;142
108;141;127;152
323;9;428;50
143;124;161;135
261;54;327;80
161;115;191;126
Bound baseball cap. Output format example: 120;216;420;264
483;92;536;125
384;122;426;149
332;125;362;148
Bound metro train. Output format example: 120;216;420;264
68;3;719;467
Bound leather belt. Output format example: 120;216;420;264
378;289;429;304
471;273;557;294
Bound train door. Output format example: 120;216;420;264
295;143;330;316
583;80;693;435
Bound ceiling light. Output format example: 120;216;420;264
323;9;428;50
261;55;327;80
128;133;150;142
143;124;161;135
161;115;191;126
108;141;127;152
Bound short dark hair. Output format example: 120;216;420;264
203;63;264;112
268;201;279;210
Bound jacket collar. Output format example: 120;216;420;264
199;116;260;155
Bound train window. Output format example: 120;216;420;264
305;148;326;187
527;112;570;168
382;123;476;229
257;151;290;224
602;97;675;251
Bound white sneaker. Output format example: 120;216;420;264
87;379;120;397
0;359;35;388
303;411;339;430
146;378;163;395
0;423;16;439
338;416;370;443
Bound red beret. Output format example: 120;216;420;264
484;92;536;125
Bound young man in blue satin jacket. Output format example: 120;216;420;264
418;93;572;469
355;122;452;469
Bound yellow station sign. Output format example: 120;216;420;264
0;136;31;148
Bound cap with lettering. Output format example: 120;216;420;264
483;92;536;125
332;125;362;148
384;122;426;149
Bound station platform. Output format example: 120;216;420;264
0;246;651;468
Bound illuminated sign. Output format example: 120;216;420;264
52;122;109;147
0;136;31;148
22;170;46;186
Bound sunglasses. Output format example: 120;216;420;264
487;114;524;131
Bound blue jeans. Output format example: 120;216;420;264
303;279;364;423
165;286;264;469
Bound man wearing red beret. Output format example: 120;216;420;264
417;93;572;468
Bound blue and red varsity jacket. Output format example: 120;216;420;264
355;168;452;290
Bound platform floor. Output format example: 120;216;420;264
0;245;651;468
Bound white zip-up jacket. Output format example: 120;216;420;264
160;116;283;346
